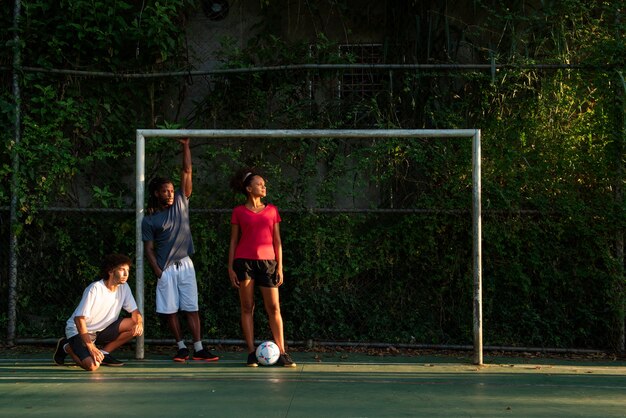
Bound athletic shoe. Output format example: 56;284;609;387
102;354;124;367
246;351;258;367
276;352;296;368
53;337;67;366
173;347;190;362
192;349;219;361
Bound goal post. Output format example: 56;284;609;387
135;129;483;365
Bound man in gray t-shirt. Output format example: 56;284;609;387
142;188;194;271
141;138;218;362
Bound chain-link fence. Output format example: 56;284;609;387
1;63;624;352
2;201;624;352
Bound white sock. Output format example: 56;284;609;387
193;341;203;352
177;340;186;349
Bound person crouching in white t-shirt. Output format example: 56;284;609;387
53;254;143;371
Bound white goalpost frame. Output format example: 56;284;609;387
135;129;483;365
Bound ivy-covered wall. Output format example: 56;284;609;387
0;0;624;350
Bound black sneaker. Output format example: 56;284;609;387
246;351;258;367
102;354;124;367
53;337;67;366
173;347;189;362
276;352;296;368
192;349;219;362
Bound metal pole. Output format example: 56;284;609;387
136;129;482;361
7;0;22;346
135;133;145;359
135;128;478;139
7;62;602;80
616;70;625;353
472;130;483;365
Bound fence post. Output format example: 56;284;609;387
472;130;483;365
616;70;625;353
135;133;145;359
7;0;23;347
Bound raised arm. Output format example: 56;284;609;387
180;138;192;198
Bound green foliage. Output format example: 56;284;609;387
278;213;474;343
0;0;197;337
9;211;135;337
0;1;624;350
1;1;197;216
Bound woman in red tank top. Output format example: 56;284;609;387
227;167;296;368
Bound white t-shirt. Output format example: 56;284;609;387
65;279;138;338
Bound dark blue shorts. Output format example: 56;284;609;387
68;317;123;361
233;259;279;288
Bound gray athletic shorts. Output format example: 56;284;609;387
156;256;199;314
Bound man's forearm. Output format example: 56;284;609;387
144;245;162;277
132;310;143;325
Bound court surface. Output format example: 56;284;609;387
1;347;625;417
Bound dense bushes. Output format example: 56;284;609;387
0;1;624;350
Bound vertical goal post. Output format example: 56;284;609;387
135;129;483;365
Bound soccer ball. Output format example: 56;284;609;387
255;341;280;366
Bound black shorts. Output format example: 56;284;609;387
233;259;279;288
68;317;124;361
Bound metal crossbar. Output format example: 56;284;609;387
135;129;483;364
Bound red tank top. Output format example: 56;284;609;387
231;204;281;260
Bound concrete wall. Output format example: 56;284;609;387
174;0;488;121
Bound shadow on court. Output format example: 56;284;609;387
1;349;625;417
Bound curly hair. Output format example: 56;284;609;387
229;167;262;197
100;254;132;280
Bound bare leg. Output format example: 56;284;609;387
185;311;202;343
164;313;183;341
260;287;286;353
64;319;141;372
238;280;256;353
102;318;140;353
66;345;100;372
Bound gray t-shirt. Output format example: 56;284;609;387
141;189;194;270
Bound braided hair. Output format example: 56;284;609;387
146;176;174;215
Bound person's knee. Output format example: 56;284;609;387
162;312;179;325
118;330;138;342
82;360;99;372
265;303;280;315
241;302;255;315
120;318;143;333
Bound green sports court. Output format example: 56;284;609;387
2;3;626;418
2;346;625;417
